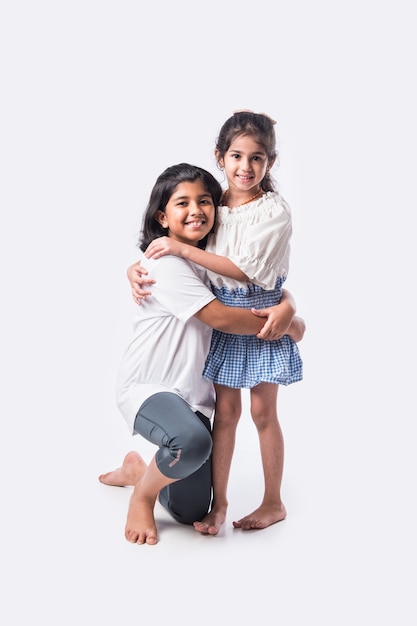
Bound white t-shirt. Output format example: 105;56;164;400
116;252;217;434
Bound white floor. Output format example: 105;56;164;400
3;336;415;625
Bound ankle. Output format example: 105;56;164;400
211;499;228;513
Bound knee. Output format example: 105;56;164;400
180;425;212;471
250;407;277;430
215;402;241;426
163;424;212;479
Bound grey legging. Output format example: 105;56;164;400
134;392;213;525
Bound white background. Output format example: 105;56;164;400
1;1;416;624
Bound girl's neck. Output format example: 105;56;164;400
222;187;263;207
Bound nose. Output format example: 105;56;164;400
190;203;203;216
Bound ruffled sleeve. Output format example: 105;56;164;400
206;192;292;291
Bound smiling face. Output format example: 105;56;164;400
156;180;216;246
219;133;274;196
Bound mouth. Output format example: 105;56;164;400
237;175;253;182
185;219;206;230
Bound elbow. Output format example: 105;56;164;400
292;316;306;342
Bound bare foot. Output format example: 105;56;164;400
193;506;227;535
125;483;158;545
232;503;287;530
98;451;147;487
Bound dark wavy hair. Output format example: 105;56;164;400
138;163;222;252
215;110;278;192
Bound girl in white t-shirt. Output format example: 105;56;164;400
99;163;304;546
127;112;304;535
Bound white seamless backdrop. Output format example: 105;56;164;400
1;1;416;625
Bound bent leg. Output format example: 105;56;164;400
135;393;213;526
159;411;213;524
100;392;213;544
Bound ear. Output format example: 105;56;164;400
267;156;276;171
215;150;224;169
156;210;168;228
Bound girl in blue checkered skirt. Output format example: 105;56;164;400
128;111;305;535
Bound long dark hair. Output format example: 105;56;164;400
138;163;222;252
215;110;278;192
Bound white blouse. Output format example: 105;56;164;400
205;191;292;291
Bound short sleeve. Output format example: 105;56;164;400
144;254;216;321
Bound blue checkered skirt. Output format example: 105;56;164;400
203;279;303;388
